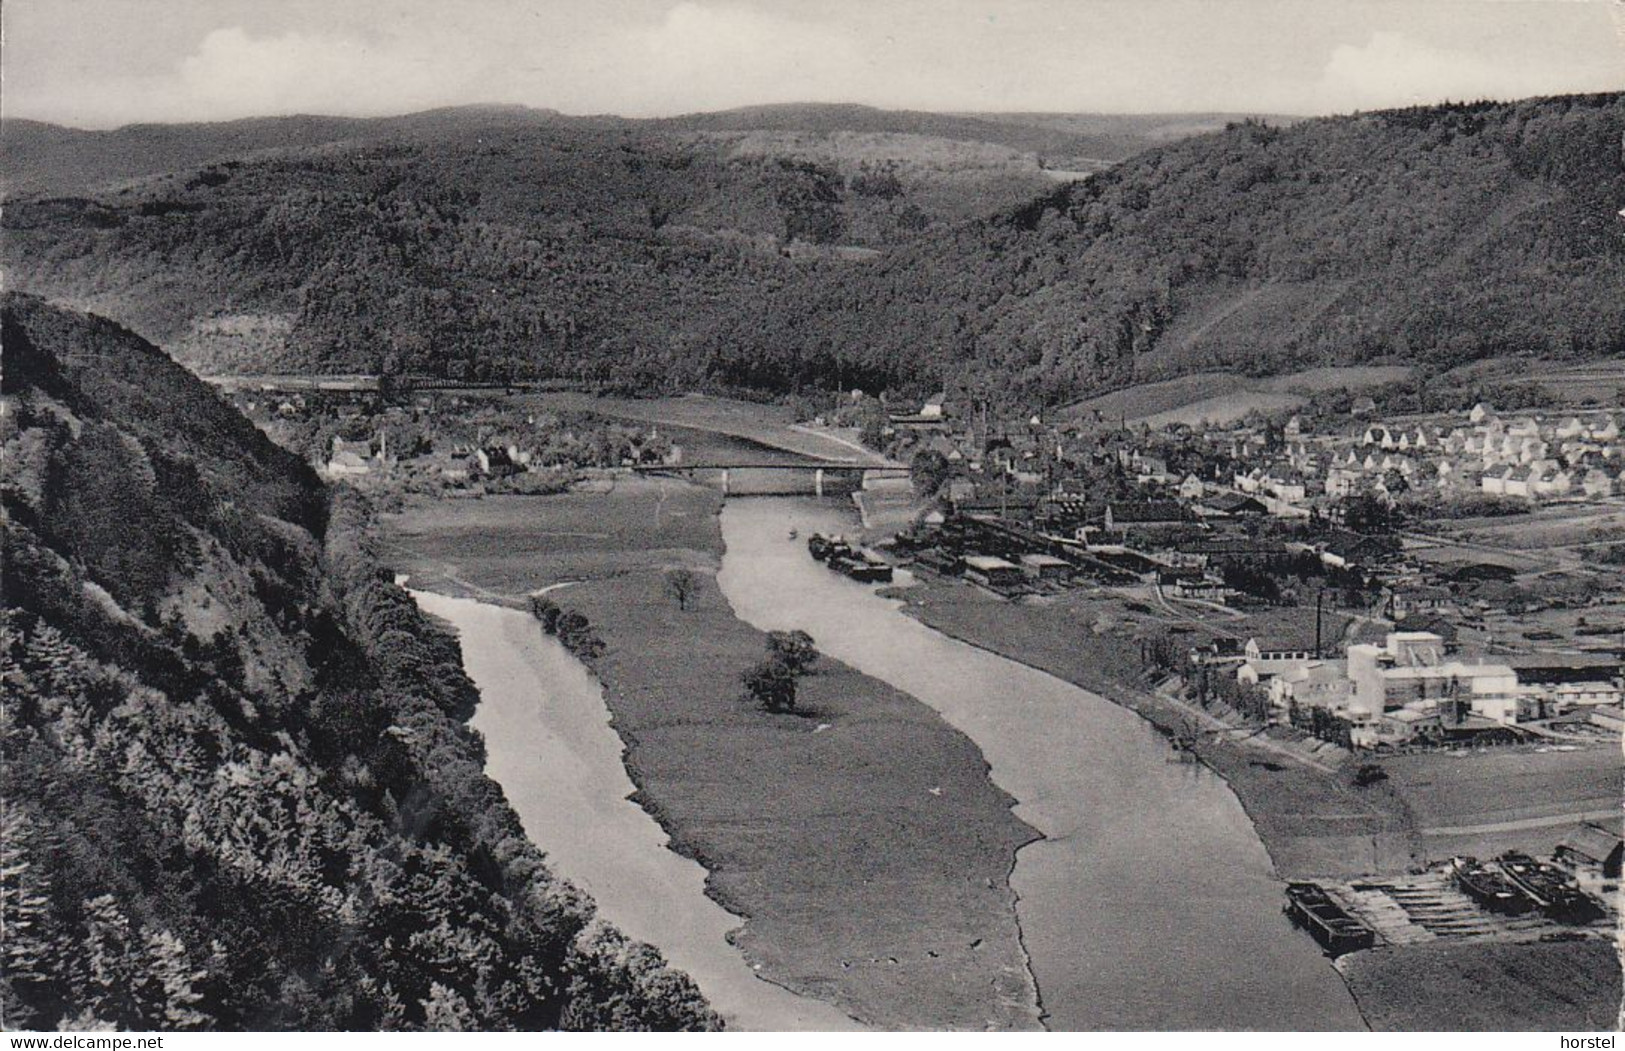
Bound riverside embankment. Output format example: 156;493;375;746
408;588;863;1032
717;497;1368;1030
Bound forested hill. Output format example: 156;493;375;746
704;92;1625;404
0;104;1249;199
0;108;576;198
0;106;1079;385
3;93;1622;406
0;294;719;1031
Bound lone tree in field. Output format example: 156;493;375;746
766;629;819;674
742;657;798;713
665;568;698;611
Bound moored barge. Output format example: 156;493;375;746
1283;882;1376;955
807;533;846;561
809;534;893;583
1451;856;1534;915
1497;852;1602;923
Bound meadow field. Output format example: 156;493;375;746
1340;941;1620;1031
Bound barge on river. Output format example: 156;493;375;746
808;533;893;583
1283;882;1377;956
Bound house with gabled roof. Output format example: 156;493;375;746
1554;823;1622;895
1580;467;1614;498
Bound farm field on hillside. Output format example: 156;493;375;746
1062;365;1415;425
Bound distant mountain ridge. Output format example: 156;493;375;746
0;103;1272;198
1;107;577;198
2;93;1621;406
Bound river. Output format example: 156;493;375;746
715;498;1367;1030
409;589;863;1032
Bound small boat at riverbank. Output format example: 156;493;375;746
1451;856;1533;915
808;533;847;561
1283;882;1376;956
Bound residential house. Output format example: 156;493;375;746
1531;466;1572;499
1480;465;1512;496
1363;426;1395;448
1326;466;1360;498
1265;471;1308;504
1580;467;1615;498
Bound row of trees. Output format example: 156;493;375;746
528;595;607;661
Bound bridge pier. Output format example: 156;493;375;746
814;468;824;498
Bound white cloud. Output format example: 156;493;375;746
544;2;871;115
1315;29;1613;111
171;26;484;119
5;1;1619;127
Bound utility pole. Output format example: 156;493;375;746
1315;589;1324;659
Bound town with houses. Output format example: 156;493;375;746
223;375;1625;758
876;389;1625;749
217;371;1624;966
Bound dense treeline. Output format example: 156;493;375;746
0;295;718;1031
3;94;1620;409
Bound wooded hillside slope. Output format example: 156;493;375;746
0;295;719;1031
710;93;1625;404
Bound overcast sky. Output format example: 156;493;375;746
4;0;1622;128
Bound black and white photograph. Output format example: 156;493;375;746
1;0;1622;1036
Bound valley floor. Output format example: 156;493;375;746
382;479;1040;1030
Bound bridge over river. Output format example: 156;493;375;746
634;459;910;497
